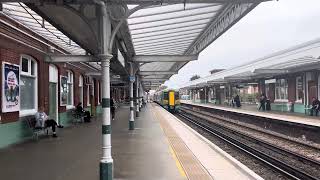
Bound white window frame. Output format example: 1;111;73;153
79;75;84;105
20;55;38;117
97;81;100;105
66;70;74;109
295;76;303;103
275;78;288;102
87;85;91;106
49;64;59;123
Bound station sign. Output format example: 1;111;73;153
129;76;135;82
265;79;276;84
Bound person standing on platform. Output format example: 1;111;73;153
234;94;241;108
110;98;115;121
266;97;271;111
310;97;320;116
258;94;266;111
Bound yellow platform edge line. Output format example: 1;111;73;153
150;104;187;178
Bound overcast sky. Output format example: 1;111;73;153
164;0;320;89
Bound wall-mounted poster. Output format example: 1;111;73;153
60;75;68;106
2;62;20;112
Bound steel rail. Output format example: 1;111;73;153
180;106;320;152
176;111;320;180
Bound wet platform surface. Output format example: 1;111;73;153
0;105;184;180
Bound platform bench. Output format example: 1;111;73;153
26;117;49;140
72;110;86;124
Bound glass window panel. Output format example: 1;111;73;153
67;84;73;105
22;58;28;73
79;87;83;105
31;60;35;75
20;76;35;110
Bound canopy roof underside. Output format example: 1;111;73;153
128;2;258;90
128;3;223;56
1;1;262;90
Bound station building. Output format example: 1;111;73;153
0;10;133;148
181;38;320;114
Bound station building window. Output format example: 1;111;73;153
86;76;93;106
20;55;37;116
97;81;100;104
296;76;304;103
66;70;74;109
275;79;288;101
79;75;84;105
87;85;91;106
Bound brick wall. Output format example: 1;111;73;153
0;28;97;124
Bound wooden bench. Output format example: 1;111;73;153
26;118;49;140
72;110;86;124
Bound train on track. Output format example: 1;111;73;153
153;89;180;112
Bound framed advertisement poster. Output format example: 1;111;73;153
2;62;20;112
60;75;68;106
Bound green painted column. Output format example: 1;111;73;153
98;3;113;180
129;63;135;130
136;75;139;117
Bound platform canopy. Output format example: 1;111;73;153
180;37;320;89
0;0;267;90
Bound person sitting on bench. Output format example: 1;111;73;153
35;107;63;138
76;103;91;122
310;97;320;116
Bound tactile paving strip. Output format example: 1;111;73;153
152;105;212;180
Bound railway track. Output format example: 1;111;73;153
179;106;320;158
176;109;320;180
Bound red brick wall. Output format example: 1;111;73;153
0;45;43;123
0;40;90;124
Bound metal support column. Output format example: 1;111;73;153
98;2;113;180
139;84;143;109
204;87;207;104
129;63;135;130
135;75;139;117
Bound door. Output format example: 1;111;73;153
49;82;58;121
308;81;317;105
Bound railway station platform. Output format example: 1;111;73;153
0;103;262;180
181;100;320;128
